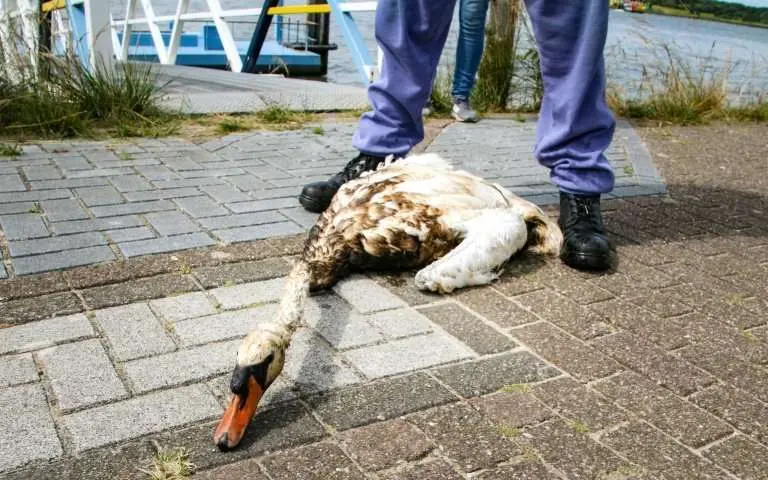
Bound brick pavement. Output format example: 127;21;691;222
0;119;662;278
1;122;767;479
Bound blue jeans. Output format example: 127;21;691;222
452;0;490;101
353;0;616;195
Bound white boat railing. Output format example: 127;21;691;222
1;0;381;84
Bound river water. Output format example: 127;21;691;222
109;1;768;102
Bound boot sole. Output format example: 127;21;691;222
298;193;330;214
561;250;613;271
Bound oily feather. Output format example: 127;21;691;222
301;153;562;292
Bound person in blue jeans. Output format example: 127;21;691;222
299;0;616;271
427;0;490;122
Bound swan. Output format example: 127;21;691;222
212;152;563;450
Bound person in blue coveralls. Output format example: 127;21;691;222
299;0;616;272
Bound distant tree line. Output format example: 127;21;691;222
649;0;768;24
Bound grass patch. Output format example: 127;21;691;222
499;383;531;393
496;424;521;438
255;103;309;125
0;38;176;140
607;40;768;125
217;118;248;134
623;165;635;176
567;419;590;434
139;447;194;480
312;126;325;135
27;203;42;214
0;142;22;157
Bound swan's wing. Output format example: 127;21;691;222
414;208;529;293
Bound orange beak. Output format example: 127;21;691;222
213;376;263;451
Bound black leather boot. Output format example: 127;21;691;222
299;153;389;213
558;192;614;271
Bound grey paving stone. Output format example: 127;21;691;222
37;339;128;411
117;232;215;258
419;302;517;355
30;178;108;190
226;174;270;191
210;277;285;310
152;177;224;189
344;332;476;378
250;186;302;200
123;187;200;202
75;185;123;206
213;221;304;243
13;245;115;275
134;165;179;180
0;214;49;240
268;175;328;188
52;215;143;235
364;308;434;339
0;173;26;191
0;313;94;355
105;226;155;243
164;157;204;171
281;329;362;392
201;184;251;203
109;174;153;192
0;189;71;203
61;384;221;453
124;339;239;393
90;200;173;217
0;383;63;472
304;295;383;350
21;166;60;181
0;353;38;387
333;276;408;314
149;291;218;322
144;210;201;236
83;150;119;162
95;303;176;361
53;155;90;170
280;207;320;229
179;167;246;178
39;199;89;222
173;304;279;346
0;202;35;215
198;211;286;230
431;351;562;398
226;197;297;213
307;372;457;431
174;195;228;218
8;231;106;257
68;167;134;178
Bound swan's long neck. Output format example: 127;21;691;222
273;261;311;344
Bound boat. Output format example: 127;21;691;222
623;0;646;13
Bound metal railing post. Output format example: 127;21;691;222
168;0;190;64
83;0;115;69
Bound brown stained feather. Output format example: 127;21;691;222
300;175;459;290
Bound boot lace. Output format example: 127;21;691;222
565;196;603;232
340;154;381;181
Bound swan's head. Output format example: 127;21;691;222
213;327;287;451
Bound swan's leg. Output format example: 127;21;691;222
414;208;529;293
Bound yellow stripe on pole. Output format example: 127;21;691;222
41;0;67;13
267;4;331;15
41;2;330;16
